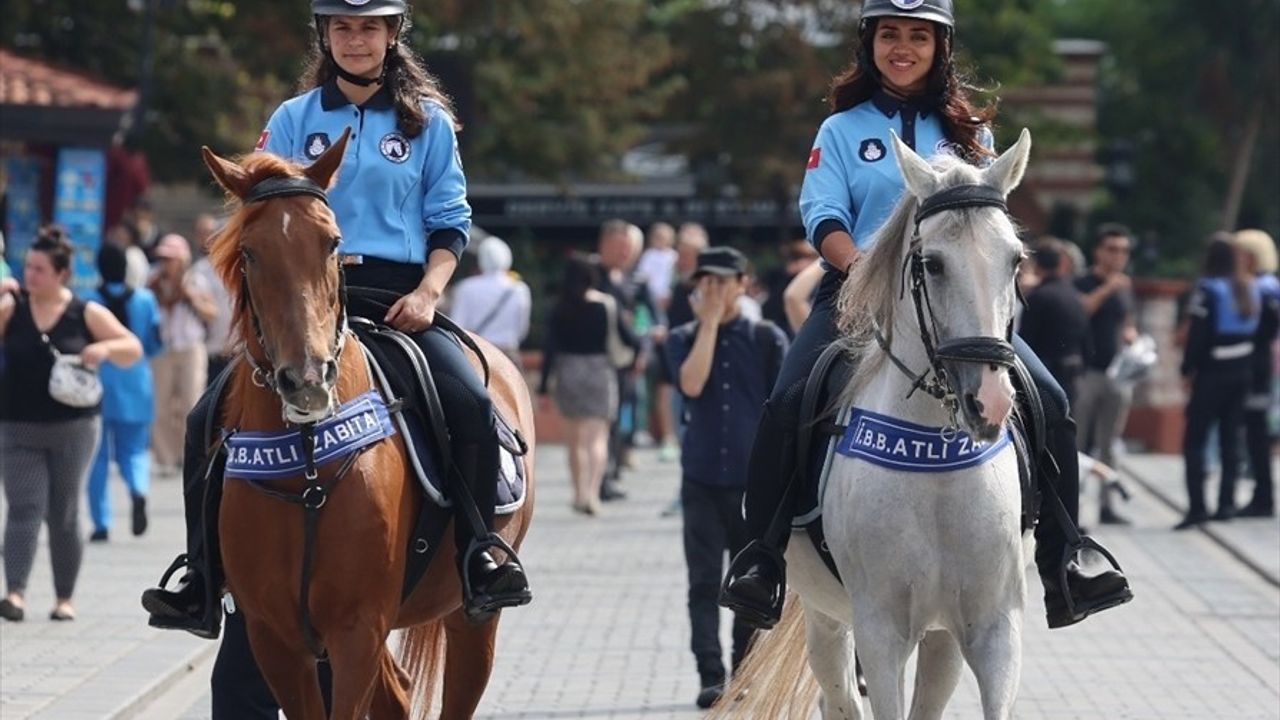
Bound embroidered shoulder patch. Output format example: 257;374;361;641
224;391;397;481
835;407;1009;472
807;147;822;169
255;130;270;151
859;138;886;163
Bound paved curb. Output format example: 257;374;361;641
1119;460;1280;589
109;641;218;720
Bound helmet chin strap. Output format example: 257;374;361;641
315;15;401;88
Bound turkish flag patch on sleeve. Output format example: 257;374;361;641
807;148;822;169
255;130;270;151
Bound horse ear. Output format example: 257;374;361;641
889;130;938;199
202;147;251;198
305;127;351;190
984;128;1032;196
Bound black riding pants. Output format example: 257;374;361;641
741;270;1082;576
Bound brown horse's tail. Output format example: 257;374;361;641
707;593;819;719
397;620;446;719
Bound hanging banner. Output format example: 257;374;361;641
54;147;107;292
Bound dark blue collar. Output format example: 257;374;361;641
871;89;934;120
320;77;394;112
836;407;1009;473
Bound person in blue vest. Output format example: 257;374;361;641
1175;235;1262;529
140;5;530;714
83;243;164;542
720;0;1132;632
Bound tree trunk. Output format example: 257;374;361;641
1221;102;1263;232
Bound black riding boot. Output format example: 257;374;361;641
720;382;805;630
140;391;224;639
1034;400;1133;629
455;442;531;624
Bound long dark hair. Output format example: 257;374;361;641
96;242;134;325
300;15;456;138
1204;233;1256;318
554;252;601;317
827;19;995;163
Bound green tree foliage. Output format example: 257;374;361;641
1054;0;1280;271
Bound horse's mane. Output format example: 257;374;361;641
207;152;312;350
832;154;987;393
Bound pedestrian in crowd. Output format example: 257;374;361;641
721;0;1131;632
1019;237;1089;404
539;253;636;515
84;243;164;542
760;239;819;338
143;6;532;715
1176;234;1260;530
147;233;216;475
0;227;142;622
666;246;786;708
450;236;532;369
104;222;151;289
638;223;681;461
1074;224;1138;525
1232;228;1278;518
667;223;710;329
126;196;164;260
188;215;237;382
596;219;654;500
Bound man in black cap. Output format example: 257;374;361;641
664;247;788;709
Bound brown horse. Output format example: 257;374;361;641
201;131;534;720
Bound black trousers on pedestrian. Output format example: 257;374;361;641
682;479;756;682
742;270;1082;578
1183;371;1250;516
1244;405;1275;510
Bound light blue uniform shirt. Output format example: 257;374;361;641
82;284;164;424
261;79;471;262
799;91;992;252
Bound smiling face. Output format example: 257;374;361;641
872;17;937;96
326;15;393;80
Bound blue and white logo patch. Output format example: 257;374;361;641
224;391;397;481
379;132;411;163
835;407;1009;472
304;133;331;160
859;138;886;163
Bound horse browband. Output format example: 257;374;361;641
243;176;330;206
915;184;1006;225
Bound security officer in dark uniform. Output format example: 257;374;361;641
1176;235;1261;529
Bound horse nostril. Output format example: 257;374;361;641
275;367;301;394
964;393;984;418
323;359;338;385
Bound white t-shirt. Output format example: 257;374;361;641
449;273;532;350
635;247;678;304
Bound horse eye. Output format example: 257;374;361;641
329;237;342;255
241;248;255;265
923;257;944;277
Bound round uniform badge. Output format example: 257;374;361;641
379;132;411;163
305;132;331;160
859;138;887;163
890;0;926;9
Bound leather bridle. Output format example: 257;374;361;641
237;175;349;398
875;183;1017;432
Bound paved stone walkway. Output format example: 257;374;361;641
3;447;1278;719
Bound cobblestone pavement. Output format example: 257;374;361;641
3;447;1278;719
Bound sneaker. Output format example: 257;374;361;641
696;677;725;709
131;495;148;537
1173;511;1209;531
1098;507;1131;526
1237;502;1276;518
89;528;109;543
658;443;679;462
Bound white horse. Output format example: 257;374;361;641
716;129;1035;720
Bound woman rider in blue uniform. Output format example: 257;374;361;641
720;0;1133;631
142;0;530;643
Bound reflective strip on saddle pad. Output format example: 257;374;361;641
224;390;397;481
835;407;1009;472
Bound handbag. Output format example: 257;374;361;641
600;293;636;369
43;334;103;408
